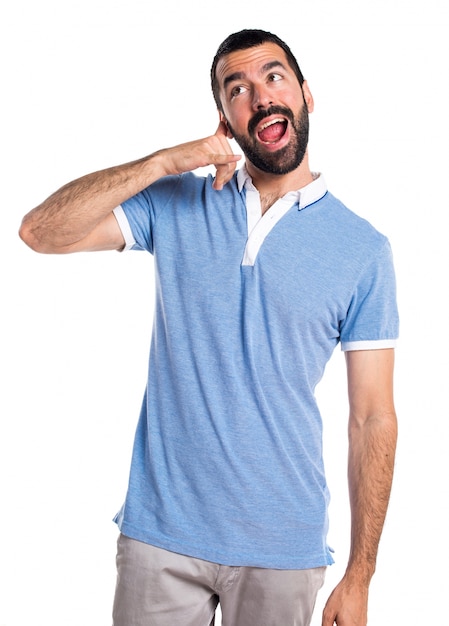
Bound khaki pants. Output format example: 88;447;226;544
112;534;326;626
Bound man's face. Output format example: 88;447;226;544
215;42;313;175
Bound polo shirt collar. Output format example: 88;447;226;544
237;164;327;210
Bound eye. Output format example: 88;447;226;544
230;85;247;98
268;72;283;83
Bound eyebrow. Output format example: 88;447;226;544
223;60;287;90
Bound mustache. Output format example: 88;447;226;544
248;105;294;135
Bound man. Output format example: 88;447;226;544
19;29;398;626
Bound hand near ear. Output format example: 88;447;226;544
152;120;240;190
212;120;239;190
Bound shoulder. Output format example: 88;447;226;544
314;192;390;252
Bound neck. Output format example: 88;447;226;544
246;151;314;199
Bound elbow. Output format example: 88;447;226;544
18;219;45;253
18;217;58;254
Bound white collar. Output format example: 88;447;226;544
237;164;327;210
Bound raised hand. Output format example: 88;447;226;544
159;121;241;190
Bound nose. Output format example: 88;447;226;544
252;84;273;110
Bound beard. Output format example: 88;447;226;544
226;103;309;175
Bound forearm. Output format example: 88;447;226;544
19;152;165;253
345;409;397;584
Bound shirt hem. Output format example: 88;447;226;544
115;520;334;570
341;338;397;351
113;205;136;251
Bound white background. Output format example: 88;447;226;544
1;1;448;624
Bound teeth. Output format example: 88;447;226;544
259;118;284;131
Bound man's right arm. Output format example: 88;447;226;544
19;122;240;254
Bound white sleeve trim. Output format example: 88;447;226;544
341;339;397;351
113;205;136;251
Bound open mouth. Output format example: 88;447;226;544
257;118;288;144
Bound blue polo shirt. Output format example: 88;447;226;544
112;167;399;569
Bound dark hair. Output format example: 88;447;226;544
211;29;305;112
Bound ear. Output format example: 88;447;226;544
219;111;234;138
301;80;314;113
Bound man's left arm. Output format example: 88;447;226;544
322;348;397;626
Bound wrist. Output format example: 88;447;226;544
344;560;376;587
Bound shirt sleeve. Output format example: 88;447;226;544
340;239;399;351
113;206;136;251
112;175;184;254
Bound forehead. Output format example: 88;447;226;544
215;42;290;88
